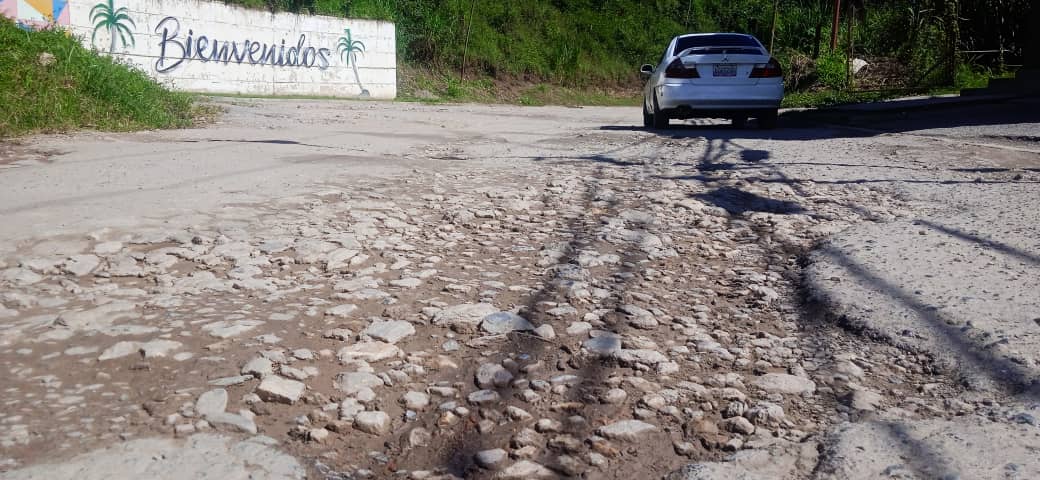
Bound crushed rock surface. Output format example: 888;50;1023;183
1;98;1038;479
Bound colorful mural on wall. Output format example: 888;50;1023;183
337;28;368;97
90;0;134;53
0;0;71;28
0;0;395;98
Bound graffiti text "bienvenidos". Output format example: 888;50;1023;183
155;16;332;73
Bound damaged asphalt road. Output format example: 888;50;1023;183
1;97;1038;479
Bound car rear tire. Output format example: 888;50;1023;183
758;110;778;129
642;100;653;128
651;95;669;129
732;116;748;128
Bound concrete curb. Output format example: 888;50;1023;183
779;93;1029;124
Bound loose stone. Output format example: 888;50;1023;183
475;363;514;389
242;356;275;379
752;373;816;395
597;420;658;441
335;372;384;395
195;389;228;417
256;375;305;404
475;449;508;470
480;311;535;334
495;460;556;479
468;390;501;405
401;391;431;411
354;411;391;435
337;341;403;362
362;319;416;344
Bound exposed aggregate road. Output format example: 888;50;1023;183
1;97;1038;479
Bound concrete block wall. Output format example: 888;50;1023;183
3;0;396;98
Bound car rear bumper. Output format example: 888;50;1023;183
657;82;783;112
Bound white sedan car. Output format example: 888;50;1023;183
641;33;784;129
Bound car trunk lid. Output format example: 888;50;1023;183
675;49;771;85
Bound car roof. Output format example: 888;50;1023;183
676;33;755;38
673;32;757;41
670;33;764;51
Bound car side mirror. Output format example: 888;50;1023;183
640;64;654;76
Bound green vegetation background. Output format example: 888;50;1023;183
226;0;1029;95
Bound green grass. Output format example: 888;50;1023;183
516;84;640;107
780;62;1018;109
0;17;197;137
397;68;640;106
954;64;1015;90
781;89;893;109
400;65;1011;109
396;70;496;103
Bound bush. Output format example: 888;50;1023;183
0;17;195;137
776;49;814;90
953;63;1012;89
345;0;393;21
814;52;849;90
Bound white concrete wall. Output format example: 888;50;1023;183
65;0;395;98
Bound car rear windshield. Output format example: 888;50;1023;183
674;34;764;56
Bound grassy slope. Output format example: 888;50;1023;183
239;0;760;86
0;18;197;137
397;66;640;106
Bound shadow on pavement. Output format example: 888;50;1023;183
179;138;339;149
423;161;669;477
916;219;1040;267
878;420;959;479
601;95;1040;142
661;173;1040;186
428;103;1038;475
692;187;805;215
813;244;1039;397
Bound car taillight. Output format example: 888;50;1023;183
665;58;700;79
750;58;783;78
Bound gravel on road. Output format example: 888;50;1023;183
1;97;1038;479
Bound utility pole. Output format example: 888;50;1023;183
769;0;779;54
1030;0;1040;69
944;0;959;84
685;0;693;31
846;5;855;89
813;0;824;58
829;0;841;52
461;0;477;78
998;0;1005;72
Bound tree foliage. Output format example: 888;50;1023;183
224;0;1035;87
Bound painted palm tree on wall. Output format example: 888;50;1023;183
90;0;135;54
337;28;370;97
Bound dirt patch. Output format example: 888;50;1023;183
0;141;59;167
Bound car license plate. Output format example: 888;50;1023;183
713;64;736;77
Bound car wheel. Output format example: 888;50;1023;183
642;99;653;128
652;95;669;129
758;110;778;129
732;116;748;128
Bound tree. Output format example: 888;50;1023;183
90;0;135;54
942;0;959;84
1026;1;1038;67
338;28;370;97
